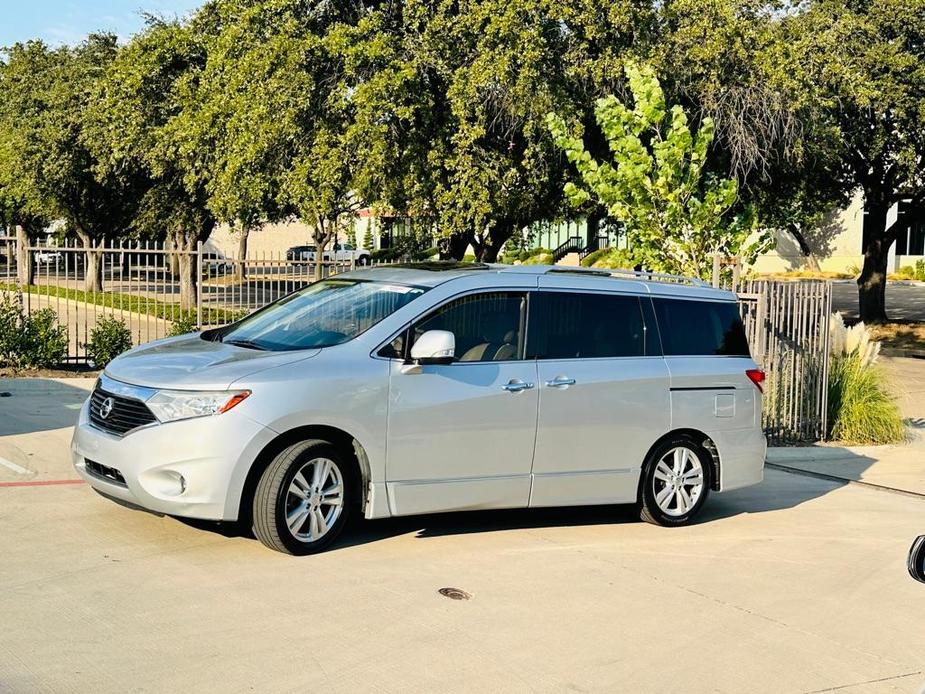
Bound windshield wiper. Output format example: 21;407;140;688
224;338;268;351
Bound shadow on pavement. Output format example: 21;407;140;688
169;465;851;553
0;378;92;437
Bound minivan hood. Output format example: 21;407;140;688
105;334;320;390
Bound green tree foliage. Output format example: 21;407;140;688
548;64;767;279
780;0;925;322
343;0;573;261
0;36;141;292
87;19;215;307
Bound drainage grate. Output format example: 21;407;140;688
438;587;471;601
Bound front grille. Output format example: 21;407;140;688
85;459;127;487
89;388;157;436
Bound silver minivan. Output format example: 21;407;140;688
72;263;767;554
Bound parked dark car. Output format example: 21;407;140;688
909;536;925;583
286;245;316;263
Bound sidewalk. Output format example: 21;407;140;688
768;437;925;496
770;355;925;496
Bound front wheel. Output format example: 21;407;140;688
356;255;370;266
638;436;712;526
252;439;354;554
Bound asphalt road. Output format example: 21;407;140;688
832;281;925;322
1;378;925;693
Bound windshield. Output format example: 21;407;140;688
220;279;426;351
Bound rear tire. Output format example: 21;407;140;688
252;439;354;555
639;435;712;527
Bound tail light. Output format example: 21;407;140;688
746;369;765;393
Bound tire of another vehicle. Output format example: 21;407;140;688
638;434;712;527
356;255;370;266
252;439;355;555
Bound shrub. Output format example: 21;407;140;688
896;265;916;279
19;308;68;368
580;248;609;267
371;247;405;262
411;246;438;261
916;259;925;281
584;247;638;269
0;293;22;365
826;313;903;443
827;353;904;443
168;313;200;337
86;316;132;368
463;253;477;262
522;252;553;265
517;247;549;262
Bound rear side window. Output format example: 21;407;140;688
653;298;749;356
527;292;647;359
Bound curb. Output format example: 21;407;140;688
882;347;925;359
766;462;925;500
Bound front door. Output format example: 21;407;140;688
528;288;670;506
386;291;538;515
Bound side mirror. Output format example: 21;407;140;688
909;536;925;584
410;330;455;365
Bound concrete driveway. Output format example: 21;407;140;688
2;379;925;693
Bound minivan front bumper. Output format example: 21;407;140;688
71;399;277;521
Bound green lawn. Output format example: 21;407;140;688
1;283;242;325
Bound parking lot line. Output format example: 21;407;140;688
0;456;30;475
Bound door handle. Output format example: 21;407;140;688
545;377;576;388
502;380;534;393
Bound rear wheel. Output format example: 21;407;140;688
252;439;353;554
639;436;711;526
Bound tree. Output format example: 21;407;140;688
342;0;574;262
548;64;766;279
0;37;139;292
781;0;925;322
88;19;216;307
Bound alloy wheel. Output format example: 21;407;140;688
652;446;705;517
285;457;344;542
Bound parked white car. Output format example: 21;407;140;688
34;250;64;265
72;263;767;554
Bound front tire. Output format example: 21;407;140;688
639;435;712;527
252;439;354;554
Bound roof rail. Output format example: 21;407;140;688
545;265;711;288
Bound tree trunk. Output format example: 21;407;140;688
166;236;180;276
478;221;516;263
234;228;250;281
786;224;820;272
178;250;197;311
15;224;34;286
857;202;890;323
75;227;103;293
312;221;335;280
440;231;472;261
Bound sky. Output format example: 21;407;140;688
0;0;205;47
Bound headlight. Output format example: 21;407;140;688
146;390;251;423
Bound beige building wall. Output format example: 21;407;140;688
747;192;865;274
206;217;380;259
